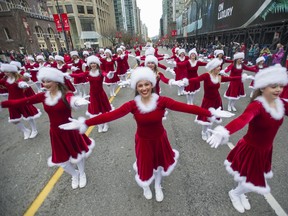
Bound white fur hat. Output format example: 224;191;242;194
70;51;79;57
233;52;245;60
256;56;265;64
178;49;186;55
130;67;156;90
37;67;65;83
49;55;54;60
205;58;222;71
10;61;22;69
83;51;89;56
36;55;45;61
87;55;101;66
104;49;112;56
27;56;35;61
1;64;18;73
145;47;155;56
55;55;64;62
175;47;180;53
254;64;288;89
214;49;224;57
145;55;158;66
99;48;104;52
188;49;198;57
116;47;123;53
120;45;126;50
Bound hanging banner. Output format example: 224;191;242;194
53;14;62;32
61;13;70;31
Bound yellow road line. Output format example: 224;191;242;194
24;64;137;216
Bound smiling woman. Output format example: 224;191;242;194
59;66;234;202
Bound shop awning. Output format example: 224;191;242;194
80;31;101;39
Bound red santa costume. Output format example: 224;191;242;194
0;71;8;96
102;49;120;97
24;56;41;92
10;61;35;97
115;48;129;85
120;45;131;73
184;58;249;141
70;56;112;133
70;51;88;97
223;52;256;112
207;64;288;213
0;64;41;139
59;67;231;202
212;49;234;70
53;55;76;93
184;49;207;104
138;47;168;71
48;55;57;68
1;67;95;189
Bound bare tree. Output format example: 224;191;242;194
101;28;118;46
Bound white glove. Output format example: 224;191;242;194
58;117;88;134
241;73;248;82
182;78;189;87
172;61;177;66
209;107;235;118
74;97;90;107
118;80;131;87
135;56;141;60
120;54;125;59
71;66;79;71
169;69;176;76
63;73;72;80
128;54;135;58
107;71;114;79
248;75;254;80
18;81;29;89
164;54;170;59
206;126;230;148
23;72;32;78
170;80;184;87
219;70;229;76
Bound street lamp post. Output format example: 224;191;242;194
55;0;70;51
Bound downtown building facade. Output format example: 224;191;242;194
0;0;65;54
113;0;142;41
47;0;116;49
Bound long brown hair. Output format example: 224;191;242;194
57;82;70;109
250;89;262;102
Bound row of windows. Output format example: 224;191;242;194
54;5;93;15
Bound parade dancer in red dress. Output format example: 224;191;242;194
103;49;119;97
70;56;113;133
115;48;129;87
53;55;76;93
48;55;57;68
213;49;233;70
207;64;288;213
1;67;94;189
183;58;252;141
184;49;207;104
24;56;41;93
222;52;256;112
0;64;41;139
59;67;233;202
70;51;88;97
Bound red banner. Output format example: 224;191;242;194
61;13;70;31
171;30;177;37
53;14;62;32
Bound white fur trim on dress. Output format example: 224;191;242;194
44;91;62;106
87;56;101;66
47;138;95;167
130;67;157;90
37;67;65;84
255;96;284;120
145;55;158;66
8;109;42;122
254;64;288;89
224;160;271;194
134;93;159;114
209;74;219;84
133;149;179;187
1;64;18;73
233;52;245;60
205;58;222;71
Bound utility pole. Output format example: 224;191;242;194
55;0;70;51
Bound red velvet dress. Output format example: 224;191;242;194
70;70;112;117
0;78;41;122
1;91;94;165
24;62;39;82
223;97;288;194
188;73;241;125
84;94;212;186
102;58;120;84
224;64;255;100
280;84;288;102
154;72;170;95
174;57;189;81
184;60;207;94
115;55;127;76
71;59;88;84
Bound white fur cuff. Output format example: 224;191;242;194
78;117;88;134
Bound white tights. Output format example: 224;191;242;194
186;94;195;104
233;183;251;196
60;159;85;177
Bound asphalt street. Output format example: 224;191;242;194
0;48;287;216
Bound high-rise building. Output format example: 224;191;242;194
0;0;64;54
141;23;148;41
162;0;173;36
47;0;116;49
113;0;127;32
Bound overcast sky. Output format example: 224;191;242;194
136;0;162;37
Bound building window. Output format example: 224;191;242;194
87;6;93;14
48;28;55;39
77;5;84;14
3;28;12;40
35;26;44;38
57;5;64;14
80;19;95;31
65;5;73;13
